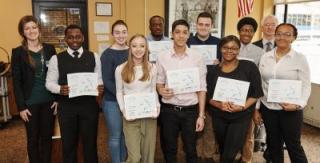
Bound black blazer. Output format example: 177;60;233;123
253;39;277;49
11;43;56;111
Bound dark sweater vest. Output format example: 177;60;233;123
57;50;96;103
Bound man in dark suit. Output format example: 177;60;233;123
253;15;279;52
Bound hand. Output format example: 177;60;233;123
97;85;104;95
213;59;220;65
220;101;231;112
20;109;32;122
51;102;58;115
159;87;174;99
229;102;244;112
195;117;205;132
253;109;263;125
60;85;69;96
152;107;160;118
280;103;299;111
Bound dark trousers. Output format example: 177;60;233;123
160;105;198;163
260;103;308;163
25;101;55;163
58;98;99;163
212;112;252;163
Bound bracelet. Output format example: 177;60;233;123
198;115;206;119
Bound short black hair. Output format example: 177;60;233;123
171;19;189;32
149;15;164;25
237;17;258;32
275;23;298;39
197;12;213;23
219;35;241;50
64;24;83;36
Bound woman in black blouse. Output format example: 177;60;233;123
206;35;263;163
11;15;57;163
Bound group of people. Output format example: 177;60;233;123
11;11;310;163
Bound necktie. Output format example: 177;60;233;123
266;42;272;52
73;51;79;59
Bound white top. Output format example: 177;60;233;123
239;43;264;65
258;48;311;110
45;47;103;94
115;63;160;111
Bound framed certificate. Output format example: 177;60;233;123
96;2;112;16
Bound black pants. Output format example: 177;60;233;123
260;103;308;163
160;104;198;163
58;98;99;163
25;101;55;163
212;112;252;163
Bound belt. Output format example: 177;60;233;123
163;103;198;112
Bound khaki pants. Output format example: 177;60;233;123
123;118;157;163
242;119;255;163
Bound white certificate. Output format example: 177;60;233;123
190;45;217;65
212;77;250;106
124;92;157;119
267;79;302;104
67;72;98;98
167;68;200;94
148;41;172;61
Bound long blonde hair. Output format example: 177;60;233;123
121;34;150;83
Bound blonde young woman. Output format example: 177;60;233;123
115;34;160;163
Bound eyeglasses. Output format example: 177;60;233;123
275;32;294;38
263;23;276;27
222;46;239;52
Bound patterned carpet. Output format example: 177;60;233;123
0;113;319;163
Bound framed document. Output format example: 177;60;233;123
67;72;98;98
167;68;200;94
212;77;250;106
190;45;217;65
267;79;302;104
148;41;172;62
96;2;112;16
124;93;157;119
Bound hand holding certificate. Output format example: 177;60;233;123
267;79;302;105
167;68;200;94
148;41;172;62
190;45;217;65
67;72;98;98
212;77;250;107
123;92;158;120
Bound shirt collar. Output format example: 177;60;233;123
270;47;295;58
169;46;190;58
67;47;84;57
262;38;275;46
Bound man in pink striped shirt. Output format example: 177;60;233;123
156;19;207;163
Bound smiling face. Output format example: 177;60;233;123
196;17;212;38
238;24;255;45
23;21;40;42
130;36;147;63
221;41;240;62
172;25;189;48
275;25;296;49
262;17;278;38
150;17;164;37
65;28;84;50
112;24;128;46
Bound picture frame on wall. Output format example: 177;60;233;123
165;0;225;38
96;2;112;16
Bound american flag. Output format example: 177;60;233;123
238;0;254;17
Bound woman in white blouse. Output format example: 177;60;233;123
115;34;160;163
255;23;310;163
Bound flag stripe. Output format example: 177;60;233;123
238;0;254;17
